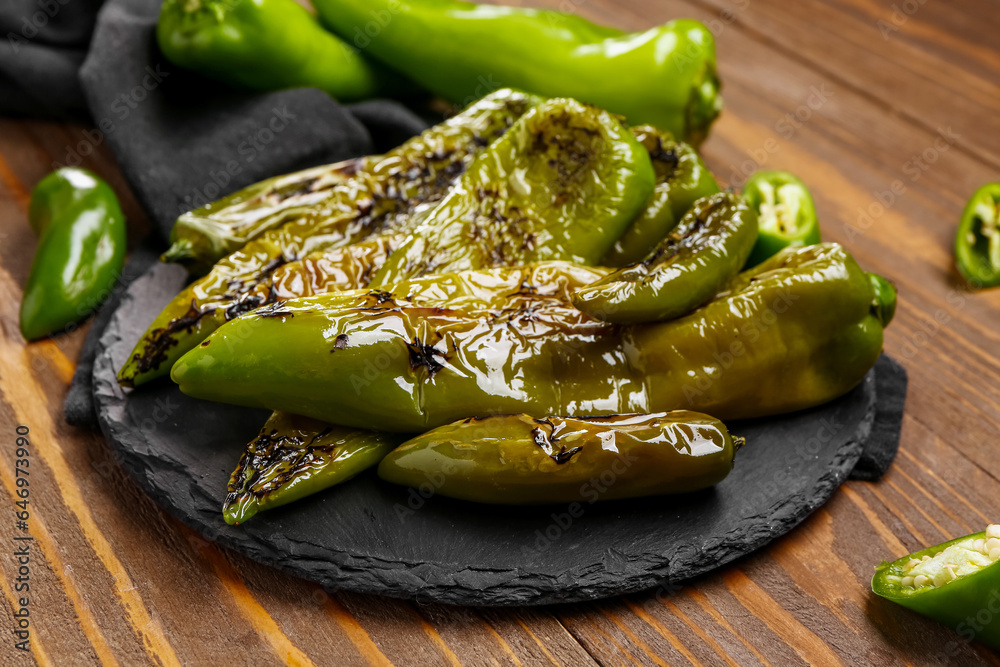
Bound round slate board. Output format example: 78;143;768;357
94;263;878;606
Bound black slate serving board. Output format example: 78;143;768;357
94;263;886;606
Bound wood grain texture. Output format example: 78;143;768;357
0;0;998;664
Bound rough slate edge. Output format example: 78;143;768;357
93;264;878;606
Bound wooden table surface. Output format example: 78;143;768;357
1;0;999;664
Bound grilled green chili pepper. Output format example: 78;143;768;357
118;89;539;388
371;97;655;286
314;0;720;144
157;0;412;103
872;524;1000;650
20;168;126;341
955;183;1000;288
162;156;372;274
224;412;403;525
741;170;821;267
378;412;741;504
604;126;720;267
172;245;894;431
574;192;758;324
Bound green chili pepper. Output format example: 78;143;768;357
171;245;894;432
313;0;721;144
371;97;655;286
157;0;413;103
954;183;1000;288
872;524;1000;650
162;156;372;274
741;170;821;267
224;412;403;525
604;126;720;267
378;412;742;504
20;168;126;341
117;88;540;388
573;192;758;324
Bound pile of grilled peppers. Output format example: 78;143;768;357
120;88;895;524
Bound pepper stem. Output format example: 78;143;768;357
160;239;195;265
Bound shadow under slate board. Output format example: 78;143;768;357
93;263;892;606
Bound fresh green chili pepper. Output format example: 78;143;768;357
224;412;403;525
20;168;126;341
872;524;1000;650
378;411;741;504
954;183;1000;288
171;245;894;432
157;0;412;103
117;88;540;388
741;170;821;268
162;156;372;274
314;0;721;144
604;126;720;267
574;192;758;324
371;97;655;286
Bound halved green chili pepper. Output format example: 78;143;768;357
603;126;720;267
224;412;403;525
172;245;894;432
20;168;126;341
954;183;1000;288
741;170;821;268
378;412;742;504
314;0;721;144
573;192;758;324
157;0;413;103
371;97;655;286
117;88;540;388
872;524;1000;650
162;156;372;274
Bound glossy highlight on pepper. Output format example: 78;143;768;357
872;524;1000;650
162;156;372;274
573;192;758;324
371;97;655;285
224;412;403;525
172;245;893;431
20;168;126;341
378;412;742;504
117;88;540;387
604;125;720;267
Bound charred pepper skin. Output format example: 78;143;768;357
224;412;403;525
162;156;372;274
371;98;655;286
741;170;821;268
378;412;742;504
574;192;758;324
872;525;1000;650
157;0;413;103
954;183;1000;288
117;89;540;388
314;0;721;144
20;168;126;341
172;245;894;432
604;126;720;267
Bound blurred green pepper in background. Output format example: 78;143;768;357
20;168;126;341
157;0;414;102
313;0;721;144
